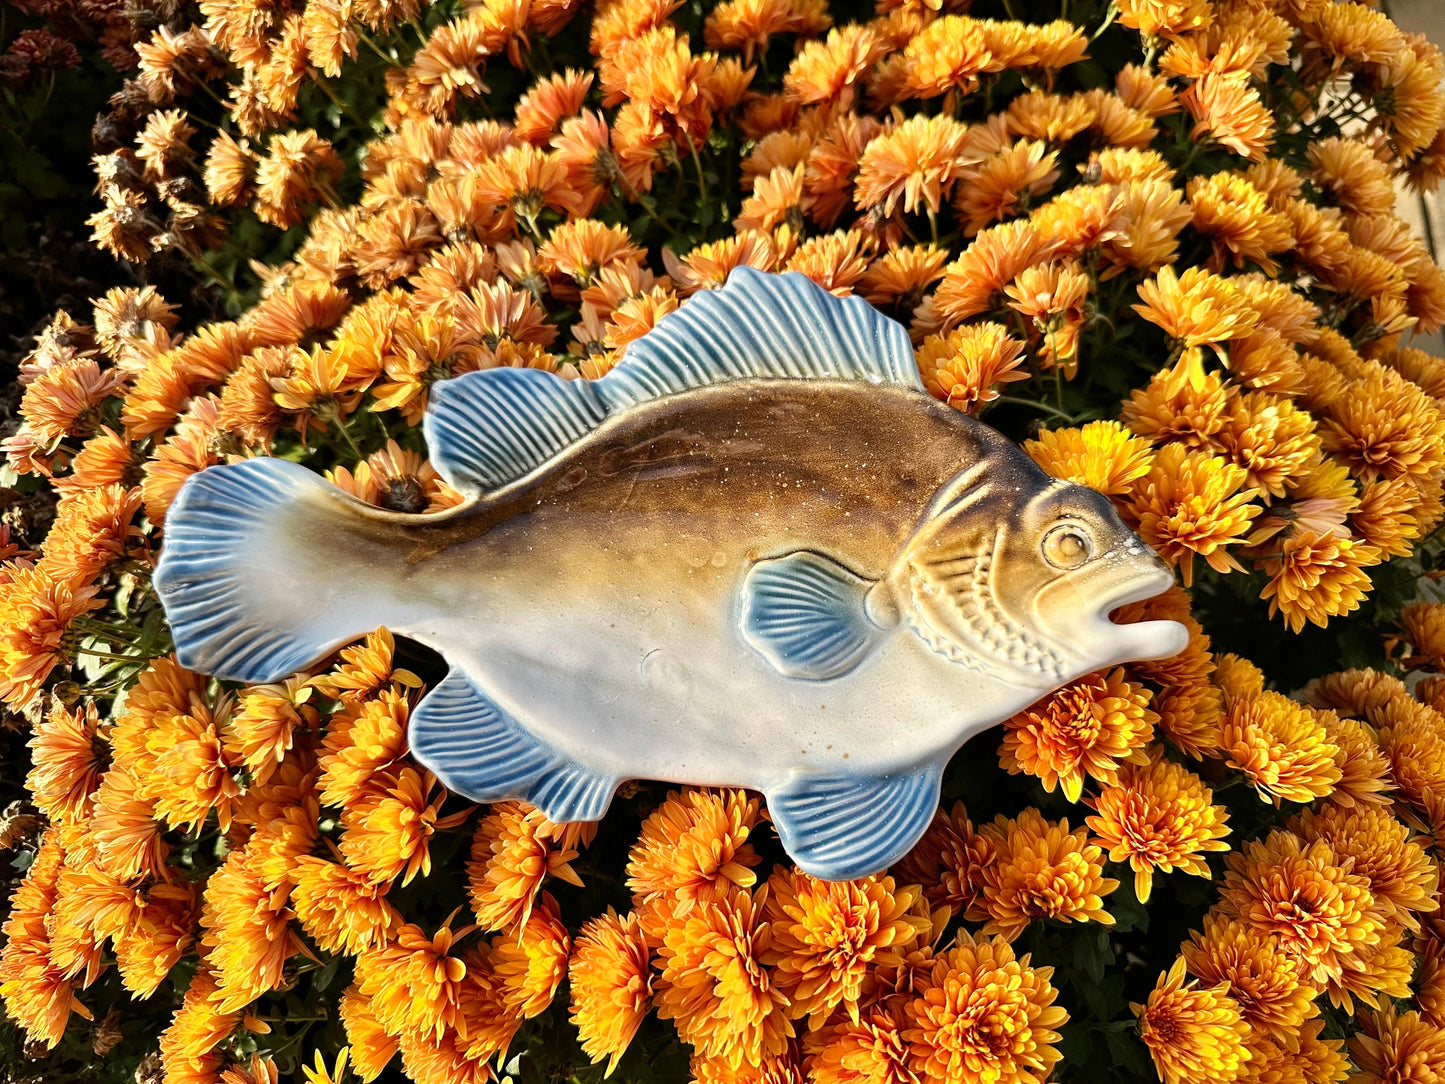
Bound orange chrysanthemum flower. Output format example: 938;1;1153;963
1085;750;1230;903
27;702;108;825
1181;912;1318;1041
893;800;995;915
1001;667;1157;802
626;788;763;939
915;322;1029;413
290;855;401;955
1292;804;1438;932
355;920;473;1041
338;767;470;886
1134;266;1260;358
1131;959;1250;1084
467;800;589;932
975;808;1117;941
761;868;930;1027
1258;531;1380;633
491;894;571;1019
569;909;653;1074
1350;1007;1445;1084
653;887;793;1070
1219;830;1385;983
903;931;1067;1084
1126;442;1261;585
855;114;969;218
1220;690;1342;805
1024;421;1156;496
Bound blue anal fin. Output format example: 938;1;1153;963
740;551;882;680
409;668;617;823
767;765;943;881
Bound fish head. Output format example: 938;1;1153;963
886;466;1189;690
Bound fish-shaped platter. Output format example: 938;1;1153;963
154;268;1188;880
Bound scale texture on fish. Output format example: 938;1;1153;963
153;268;1189;881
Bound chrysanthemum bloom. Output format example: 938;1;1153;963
90;766;168;882
1321;365;1445;484
1152;684;1225;760
783;25;883;109
226;676;315;784
954;139;1059;237
654;887;793;1069
26;702;108;825
1001;260;1089;375
113;881;199;999
1292;804;1438;932
1308;711;1392;810
1349;1006;1445;1084
318;689;413;808
18;358;124;447
199;848;304;1013
903;930;1066;1084
341;767;470;886
1209;392;1320;501
1086;751;1229;903
1220;690;1342;805
1180;913;1318;1040
1001;667;1157;802
569;908;652;1074
356;920;474;1042
1258;531;1380;633
0;832;92;1049
1023;421;1156;496
915;322;1029;414
1352;476;1426;559
311;626;421;706
290;855;401;955
804;1002;915;1084
1304;666;1407;719
340;985;399;1082
1374;697;1445;811
933;220;1051;324
1133;266;1260;358
1121;351;1230;450
1324;919;1414;1013
252;129;343;229
1126;443;1260;585
1131;959;1250;1084
975;808;1116;940
1186;173;1293;274
1219;830;1385;983
467;800;588;932
158;968;240;1084
627;788;763;939
894;800;995;915
762;868;930;1027
491;894;571;1019
900;15;993;99
1400;602;1445;671
1179;73;1275;163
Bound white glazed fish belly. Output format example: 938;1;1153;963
390;513;1033;791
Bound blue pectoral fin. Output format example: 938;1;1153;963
740;552;882;680
409;668;618;823
768;765;943;881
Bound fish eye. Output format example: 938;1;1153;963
1042;524;1094;570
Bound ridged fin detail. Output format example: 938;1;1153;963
740;552;881;680
423;268;921;493
152;458;378;684
409;668;617;823
767;765;943;881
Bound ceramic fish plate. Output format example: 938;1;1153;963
154;268;1188;880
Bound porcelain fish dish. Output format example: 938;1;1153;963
154;268;1189;880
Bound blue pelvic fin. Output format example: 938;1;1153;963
153;458;376;684
767;765;943;881
409;668;618;823
424;269;921;493
740;551;882;680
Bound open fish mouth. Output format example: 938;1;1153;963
1098;559;1176;622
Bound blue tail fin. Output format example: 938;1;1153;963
153;458;398;684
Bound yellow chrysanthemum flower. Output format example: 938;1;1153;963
1132;958;1250;1084
568;909;652;1075
1023;420;1156;496
1001;667;1157;802
1085;750;1230;903
1181;912;1318;1040
975;808;1117;941
1127;442;1261;585
1220;690;1342;805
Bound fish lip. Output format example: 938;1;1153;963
1097;561;1175;620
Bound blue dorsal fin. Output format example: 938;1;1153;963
740;552;883;680
424;269;921;493
768;765;944;881
596;267;922;408
425;368;607;493
409;667;618;822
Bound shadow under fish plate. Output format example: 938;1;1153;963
152;267;1189;881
